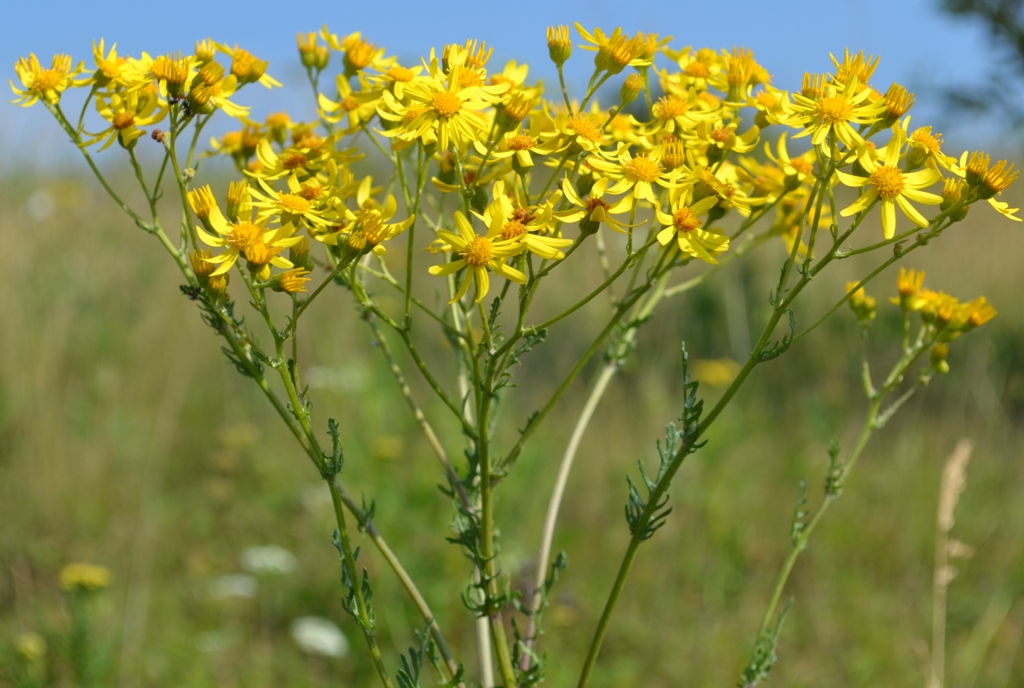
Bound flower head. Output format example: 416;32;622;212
427;211;526;303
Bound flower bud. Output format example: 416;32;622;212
269;268;311;294
226;180;249;221
547;26;572;66
289;236;312;270
930;342;950;374
846;282;877;327
297;33;319;69
620;73;644;105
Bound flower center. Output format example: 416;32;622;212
911;127;941;154
511;207;534;224
624;155;663;183
569;114;603;143
816;95;853;124
282;153;308;170
278;194;312;212
227;222;262;251
755;90;776;109
341;96;360;112
654;95;688;120
508;134;536;151
870;166;905;199
684;61;710;78
266;112;290;126
710;127;731;144
432;91;463;117
112;112;135;130
672;207;701;232
791;158;813;176
500;220;527;240
243;239;280;267
298;184;322;201
387;65;414;82
33;69;64;92
463;236;493;266
585;196;610;213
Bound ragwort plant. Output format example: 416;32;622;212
11;25;1019;687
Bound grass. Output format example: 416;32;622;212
0;167;1022;687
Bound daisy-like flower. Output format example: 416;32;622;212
317;180;414;256
196;204;302;280
765;132;816;187
836;129;942;239
377;63;507;152
318;74;383;133
587;143;682;204
747;85;791;128
540;105;608;154
123;51;193;97
655;192;728;263
320;28;395;77
641;89;718;136
560;176;635;235
661;47;723;93
428;211;526;303
830;49;880;91
890;266;926;309
682;119;760;162
215;43;281;88
574;23;647;74
185;60;250;118
477;182;574;260
10;53;85;107
473;127;562;174
249;177;331;229
82;40;141;90
83;85;167;151
901;119;956;172
787;74;887;151
369;62;423;101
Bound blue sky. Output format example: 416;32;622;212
0;0;1006;168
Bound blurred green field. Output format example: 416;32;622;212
0;165;1022;688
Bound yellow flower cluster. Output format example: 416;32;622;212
13;26;1018;305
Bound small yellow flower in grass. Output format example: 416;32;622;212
478;181;574;260
16;632;46;662
962;296;996;330
560;176;636;235
836;129;942;239
787;74;887;151
655;193;728;264
891;266;926;309
428;211;526;303
60;563;111;593
691;358;740;388
846;281;877;325
10;53;85;107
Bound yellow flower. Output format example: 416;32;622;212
655;193;728;263
830;49;880;91
10;53;84;107
369;61;423;101
83;85;167;151
561;176;636;234
318;74;383;133
836;129;942;239
428;211;526;303
60;563;111;592
196;205;302;280
587;143;682;204
215;43;281;88
317;179;414;255
642;89;718;136
682;119;760;162
574;23;646;74
249;177;331;228
764;132;816;187
540;105;608;154
787;74;887;151
377;62;507;152
477;182;574;260
123;51;193;97
269;268;312;293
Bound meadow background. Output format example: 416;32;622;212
1;1;1023;686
